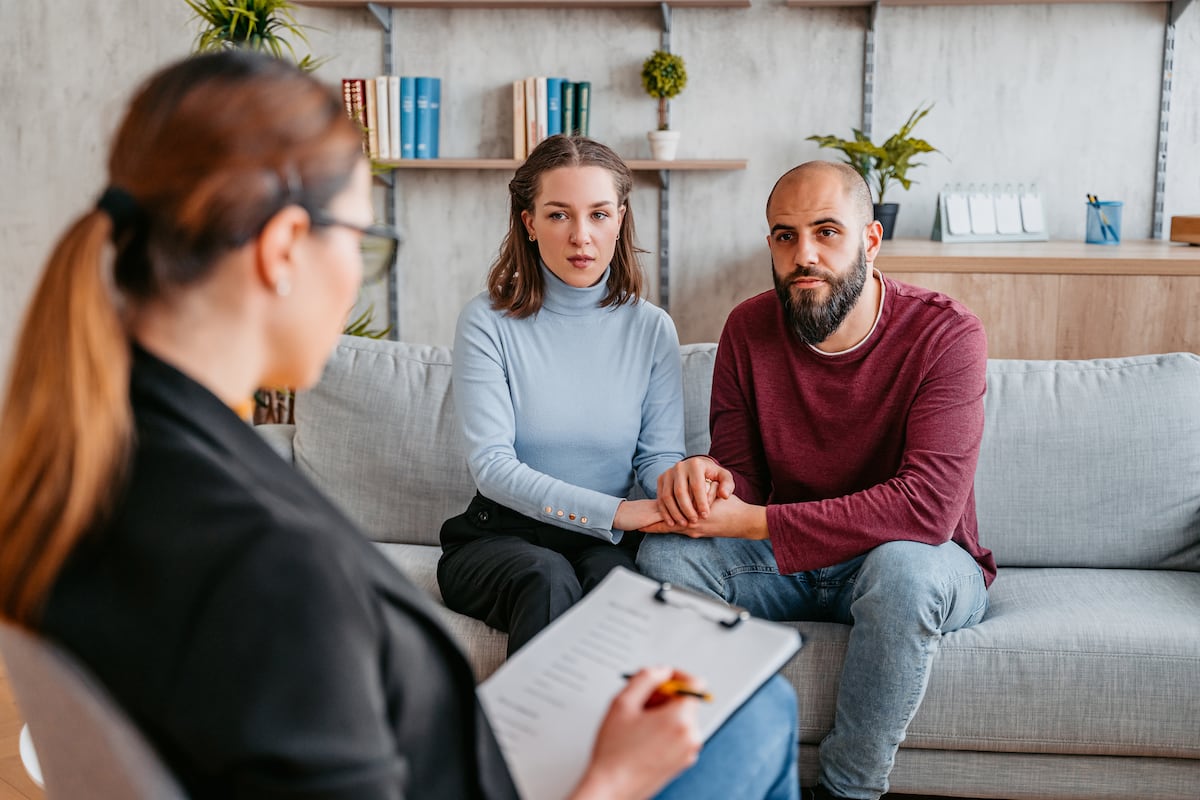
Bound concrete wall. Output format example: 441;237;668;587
3;1;1198;386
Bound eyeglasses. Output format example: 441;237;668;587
309;211;402;284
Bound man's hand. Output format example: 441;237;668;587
656;457;736;527
642;493;769;540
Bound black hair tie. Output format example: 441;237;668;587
95;186;143;240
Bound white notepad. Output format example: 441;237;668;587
478;567;803;800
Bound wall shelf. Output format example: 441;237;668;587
298;1;750;8
375;158;747;171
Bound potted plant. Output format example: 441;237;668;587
184;0;323;71
641;49;688;161
807;104;940;239
186;1;392;424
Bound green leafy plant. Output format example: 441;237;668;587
641;50;688;130
343;305;391;340
807;104;940;205
184;0;324;72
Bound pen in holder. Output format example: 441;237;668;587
1086;195;1122;245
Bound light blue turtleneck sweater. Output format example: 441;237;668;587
452;265;685;543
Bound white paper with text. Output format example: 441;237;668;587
477;567;802;800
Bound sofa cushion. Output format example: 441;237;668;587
373;542;508;682
294;336;475;546
785;568;1200;759
975;353;1200;570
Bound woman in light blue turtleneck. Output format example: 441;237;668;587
438;135;686;656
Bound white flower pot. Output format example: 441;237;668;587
647;130;682;161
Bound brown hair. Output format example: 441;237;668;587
487;135;646;317
0;50;364;626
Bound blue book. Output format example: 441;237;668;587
546;77;564;137
561;81;575;135
415;76;434;159
399;76;416;159
429;78;441;158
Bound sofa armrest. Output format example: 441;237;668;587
256;423;296;463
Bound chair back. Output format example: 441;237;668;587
0;623;188;799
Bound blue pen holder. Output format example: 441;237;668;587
1086;201;1122;245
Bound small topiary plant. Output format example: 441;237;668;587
641;49;688;131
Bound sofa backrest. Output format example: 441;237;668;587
975;353;1200;571
294;337;1199;571
293;338;720;547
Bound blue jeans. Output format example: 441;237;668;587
638;537;989;800
657;674;799;800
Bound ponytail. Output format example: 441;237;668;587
0;209;133;626
0;49;363;627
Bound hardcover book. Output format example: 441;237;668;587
415;76;434;159
341;78;369;154
429;78;441;159
364;77;379;158
561;81;575;136
546;77;564;137
387;75;401;161
524;76;537;153
374;75;391;160
575;81;591;137
400;77;416;159
513;80;527;160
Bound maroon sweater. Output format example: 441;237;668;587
710;275;996;586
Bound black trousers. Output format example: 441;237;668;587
438;493;641;656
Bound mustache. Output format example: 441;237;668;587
781;265;838;284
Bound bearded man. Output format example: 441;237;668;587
636;161;996;800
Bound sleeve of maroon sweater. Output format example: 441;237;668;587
707;324;773;505
712;315;988;575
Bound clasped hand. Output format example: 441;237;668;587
640;458;768;540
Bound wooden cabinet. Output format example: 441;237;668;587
878;240;1200;359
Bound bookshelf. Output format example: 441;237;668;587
376;158;748;171
295;0;751;328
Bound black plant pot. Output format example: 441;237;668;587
874;203;899;240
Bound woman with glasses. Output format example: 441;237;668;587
0;51;803;799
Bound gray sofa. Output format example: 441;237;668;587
259;335;1200;800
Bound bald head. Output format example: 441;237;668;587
767;161;874;229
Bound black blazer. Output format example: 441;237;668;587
42;347;518;800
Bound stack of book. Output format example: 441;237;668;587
513;77;591;159
342;76;442;160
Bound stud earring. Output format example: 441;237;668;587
528;234;535;242
275;276;292;297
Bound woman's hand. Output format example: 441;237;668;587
613;499;663;532
570;666;703;800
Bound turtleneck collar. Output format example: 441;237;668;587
539;261;613;317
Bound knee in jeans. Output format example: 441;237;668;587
856;542;947;615
635;534;707;586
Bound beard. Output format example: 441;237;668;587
772;245;869;346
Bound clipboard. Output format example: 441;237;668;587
477;567;802;800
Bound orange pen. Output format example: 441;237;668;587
622;673;713;702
